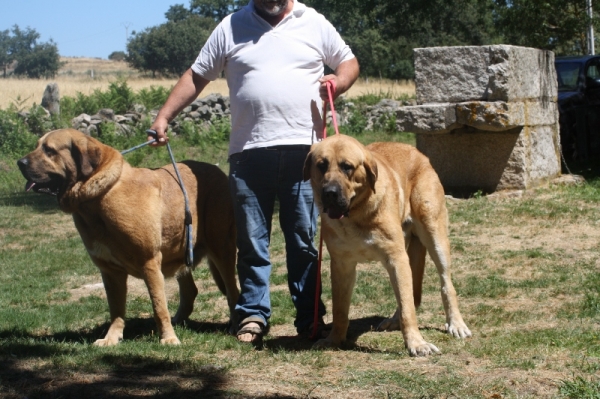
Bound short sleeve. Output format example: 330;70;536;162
321;17;355;71
191;21;228;81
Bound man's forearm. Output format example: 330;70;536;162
335;57;360;95
156;68;210;124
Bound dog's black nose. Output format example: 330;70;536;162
322;184;340;203
17;158;28;173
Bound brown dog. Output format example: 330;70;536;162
303;134;471;356
17;129;239;346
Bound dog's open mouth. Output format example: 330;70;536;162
324;206;348;220
25;181;58;196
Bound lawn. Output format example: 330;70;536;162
0;129;599;398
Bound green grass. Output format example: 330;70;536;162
2;128;600;397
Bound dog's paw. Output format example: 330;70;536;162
407;341;440;357
446;322;472;339
93;337;120;347
312;338;341;350
171;315;188;326
376;317;401;331
160;336;181;345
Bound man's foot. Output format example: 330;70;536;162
298;318;330;340
236;321;265;344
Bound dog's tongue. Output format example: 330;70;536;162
25;181;36;192
327;208;345;220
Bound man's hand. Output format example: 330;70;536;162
319;58;360;102
148;118;169;146
319;75;338;101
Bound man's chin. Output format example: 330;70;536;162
255;0;288;17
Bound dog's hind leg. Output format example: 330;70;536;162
172;268;199;325
408;235;426;308
206;248;240;333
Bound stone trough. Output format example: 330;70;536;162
396;45;561;195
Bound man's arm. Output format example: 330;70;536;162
149;68;211;145
318;57;360;101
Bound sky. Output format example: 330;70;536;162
1;0;179;59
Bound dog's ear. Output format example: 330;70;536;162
303;152;313;182
363;150;378;193
72;136;101;179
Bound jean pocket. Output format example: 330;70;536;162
229;150;251;165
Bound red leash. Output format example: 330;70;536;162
310;80;340;340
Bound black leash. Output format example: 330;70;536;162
120;130;194;267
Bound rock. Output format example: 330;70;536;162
414;45;557;104
41;83;60;115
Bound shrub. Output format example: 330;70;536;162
136;85;171;111
0;108;38;157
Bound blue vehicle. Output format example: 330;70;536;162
555;55;600;160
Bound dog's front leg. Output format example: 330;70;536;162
143;257;180;345
384;251;440;357
95;266;127;346
313;257;357;349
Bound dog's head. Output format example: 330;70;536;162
303;134;377;219
17;129;121;211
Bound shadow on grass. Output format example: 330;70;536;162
0;355;298;399
267;316;400;353
0;317;233;346
0;320;300;399
266;316;449;354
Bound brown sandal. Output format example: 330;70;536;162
236;321;266;344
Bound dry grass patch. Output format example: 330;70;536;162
1;57;415;110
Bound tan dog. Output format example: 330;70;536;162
303;134;471;356
17;129;239;346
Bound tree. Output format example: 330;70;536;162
126;15;216;77
1;25;62;78
13;40;62;78
493;0;600;55
165;4;192;22
108;51;127;61
189;0;242;21
0;29;12;78
304;0;498;79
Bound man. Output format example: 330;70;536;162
149;0;359;344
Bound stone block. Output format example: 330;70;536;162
455;101;524;131
416;124;561;194
415;45;557;104
41;83;60;115
396;103;459;134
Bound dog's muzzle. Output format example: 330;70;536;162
321;182;349;219
17;157;59;196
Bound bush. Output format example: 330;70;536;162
136;86;172;111
97;79;137;115
108;51;127;61
0;108;38;157
60;80;171;122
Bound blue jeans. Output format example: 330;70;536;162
228;146;325;332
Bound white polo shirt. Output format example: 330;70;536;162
191;0;355;155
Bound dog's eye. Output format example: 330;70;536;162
340;162;354;174
42;144;57;156
317;160;329;174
